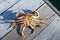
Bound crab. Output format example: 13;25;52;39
6;11;55;37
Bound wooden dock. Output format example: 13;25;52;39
1;3;59;40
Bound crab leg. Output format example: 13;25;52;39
17;16;24;19
21;24;26;37
40;22;48;25
6;20;17;30
39;24;43;29
18;18;26;21
32;18;48;25
12;23;18;30
16;12;20;17
30;21;37;25
29;24;36;36
40;14;55;20
6;20;18;30
32;19;40;22
6;20;15;23
31;20;40;25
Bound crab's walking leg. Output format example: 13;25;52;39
6;20;15;23
21;24;26;37
12;23;18;30
40;21;48;25
6;20;17;30
29;24;36;36
17;16;24;19
40;14;55;20
38;20;48;29
16;12;20;17
16;12;25;19
6;20;18;31
39;24;43;29
10;24;17;30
